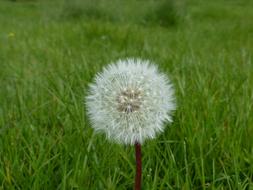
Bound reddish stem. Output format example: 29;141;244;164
135;142;142;190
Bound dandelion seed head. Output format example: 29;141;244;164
86;58;176;145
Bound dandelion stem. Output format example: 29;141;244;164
135;142;142;190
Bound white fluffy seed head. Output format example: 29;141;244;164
86;58;176;145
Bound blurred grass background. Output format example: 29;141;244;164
0;0;253;189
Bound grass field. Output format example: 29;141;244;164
0;0;253;189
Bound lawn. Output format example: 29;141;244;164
0;0;253;189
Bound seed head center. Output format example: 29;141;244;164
116;88;142;113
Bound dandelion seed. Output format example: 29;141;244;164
86;58;176;145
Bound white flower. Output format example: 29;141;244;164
86;58;176;145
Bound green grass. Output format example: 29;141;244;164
0;0;253;189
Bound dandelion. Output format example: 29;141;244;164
86;58;176;190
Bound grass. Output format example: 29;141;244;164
0;0;253;189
